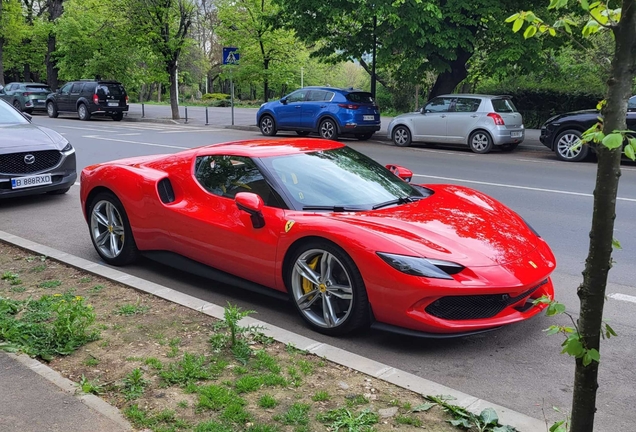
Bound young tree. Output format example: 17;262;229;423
129;0;196;119
509;2;636;431
44;0;64;89
0;0;25;85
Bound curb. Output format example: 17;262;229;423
225;124;260;132
0;230;546;432
123;116;180;125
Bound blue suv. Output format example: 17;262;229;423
256;87;381;140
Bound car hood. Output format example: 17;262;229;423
330;184;539;267
544;109;599;124
391;112;421;121
0;124;68;154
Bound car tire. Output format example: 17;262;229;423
259;115;277;136
47;102;59;118
500;143;519;152
469;130;493;154
392;126;412;147
12;100;22;111
77;103;91;121
555;129;589;162
112;112;124;121
286;239;370;336
47;187;71;195
356;133;373;141
319;118;338;140
296;131;311;136
88;192;139;266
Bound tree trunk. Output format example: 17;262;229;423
46;34;59;90
569;2;636;431
429;48;473;98
157;82;161;103
263;58;270;102
168;61;180;120
0;37;5;86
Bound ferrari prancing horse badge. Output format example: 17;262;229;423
285;220;296;233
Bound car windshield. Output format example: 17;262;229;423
0;100;29;124
260;146;427;210
491;98;518;113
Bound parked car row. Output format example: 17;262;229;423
0;79;129;121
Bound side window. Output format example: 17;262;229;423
424;97;454;113
59;83;72;94
628;96;636;111
307;90;328;102
70;83;83;93
454;98;481;112
324;91;335;101
5;84;14;91
194;155;285;208
83;83;97;94
286;90;307;103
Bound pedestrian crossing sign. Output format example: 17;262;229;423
223;47;240;65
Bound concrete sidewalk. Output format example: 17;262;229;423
0;231;546;432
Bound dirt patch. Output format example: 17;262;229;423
0;242;464;431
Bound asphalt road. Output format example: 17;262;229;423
1;115;635;431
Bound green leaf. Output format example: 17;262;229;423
512;18;524;33
450;418;473;428
588;348;600;363
625;145;635;160
546;302;566;316
545;325;561;336
479;407;499;425
524;25;538;38
493;426;518;432
580;0;589;10
549;28;557;36
612;237;622;249
505;13;520;23
602;132;623;149
412;402;435;412
562;336;585;357
605;323;618;337
550;420;568;432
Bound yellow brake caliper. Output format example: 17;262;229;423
302;256;320;294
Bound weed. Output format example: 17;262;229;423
233;365;248;375
258;394;278;408
296;359;314;375
165;338;180;358
79;277;92;283
253;350;281;374
317;408;379;431
144;357;163;370
285;343;308;355
251;331;275;345
312;390;330;402
274;403;310;426
153;332;167;344
425;395;515;431
221;402;252;424
99;340;110;348
235;373;287;393
395;414;422;426
346;394;369;407
194;421;233;432
177;400;188;409
31;264;47;273
84;356;100;366
78;375;103;395
160;352;214;386
287;366;302;387
121;368;148;400
124;405;188;430
112;324;124;331
1;271;19;282
246;425;280;432
9;286;25;293
197;384;245;411
114;303;149;316
90;285;104;292
38;280;61;289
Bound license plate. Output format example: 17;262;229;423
363;115;375;121
35;99;44;103
511;131;523;138
108;102;119;107
11;174;52;189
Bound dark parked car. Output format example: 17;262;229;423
46;80;129;121
0;99;76;198
540;95;636;162
256;86;381;140
0;82;52;113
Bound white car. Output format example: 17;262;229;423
387;94;525;153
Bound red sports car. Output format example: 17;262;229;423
79;139;555;336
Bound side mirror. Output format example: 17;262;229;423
0;85;4;93
280;97;288;105
235;192;265;228
385;165;413;183
420;107;426;114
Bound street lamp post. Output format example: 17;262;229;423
301;67;304;88
371;14;377;99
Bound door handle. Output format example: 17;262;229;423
320;105;327;108
471;115;478;118
295;106;301;109
440;115;446;118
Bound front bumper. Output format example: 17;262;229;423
0;151;77;199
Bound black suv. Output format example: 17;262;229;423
46;80;129;121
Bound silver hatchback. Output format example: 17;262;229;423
387;94;525;153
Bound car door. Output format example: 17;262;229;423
56;83;73;111
627;96;636;132
412;97;454;142
68;82;84;110
301;90;331;130
445;97;482;143
276;90;307;129
168;155;287;288
0;84;7;102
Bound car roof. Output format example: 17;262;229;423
192;138;345;158
7;82;49;86
296;86;368;93
433;93;513;99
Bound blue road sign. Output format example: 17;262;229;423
223;47;240;65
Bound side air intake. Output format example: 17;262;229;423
157;178;175;204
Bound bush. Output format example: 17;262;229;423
202;93;231;101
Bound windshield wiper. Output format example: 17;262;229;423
372;196;423;210
302;205;363;212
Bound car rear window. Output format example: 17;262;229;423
346;92;374;104
491;98;518;113
25;85;51;92
97;84;125;97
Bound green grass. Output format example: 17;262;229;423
194;420;233;432
83;356;100;366
79;375;103;395
90;284;104;292
317;408;379;431
177;400;189;409
9;286;25;293
31;264;47;273
346;394;369;407
296;359;314;375
312;390;330;402
38;280;61;288
253;350;281;373
235;373;287;394
274;403;310;426
114;304;150;316
395;414;423;426
124;405;189;430
287;366;303;387
144;357;163;370
121;368;148;400
79;277;92;283
258;394;278;408
196;385;248;424
245;425;280;432
160;352;215;387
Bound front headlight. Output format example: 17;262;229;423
61;142;74;153
377;252;464;280
260;103;266;108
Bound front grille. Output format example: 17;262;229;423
425;279;548;321
0;150;62;175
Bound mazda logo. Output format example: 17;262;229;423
24;154;35;165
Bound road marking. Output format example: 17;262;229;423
74;182;80;186
82;135;188;149
159;129;223;133
57;125;113;132
119;133;142;136
413;174;636;202
608;293;636;304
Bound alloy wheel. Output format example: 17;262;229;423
319;120;336;139
47;103;54;116
260;116;274;135
557;133;583;160
471;133;490;152
291;249;354;329
393;127;410;146
90;200;126;259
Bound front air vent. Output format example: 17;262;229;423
157;178;175;204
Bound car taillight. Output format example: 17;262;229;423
93;94;99;104
338;103;359;110
487;113;505;125
23;92;32;96
125;95;129;104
